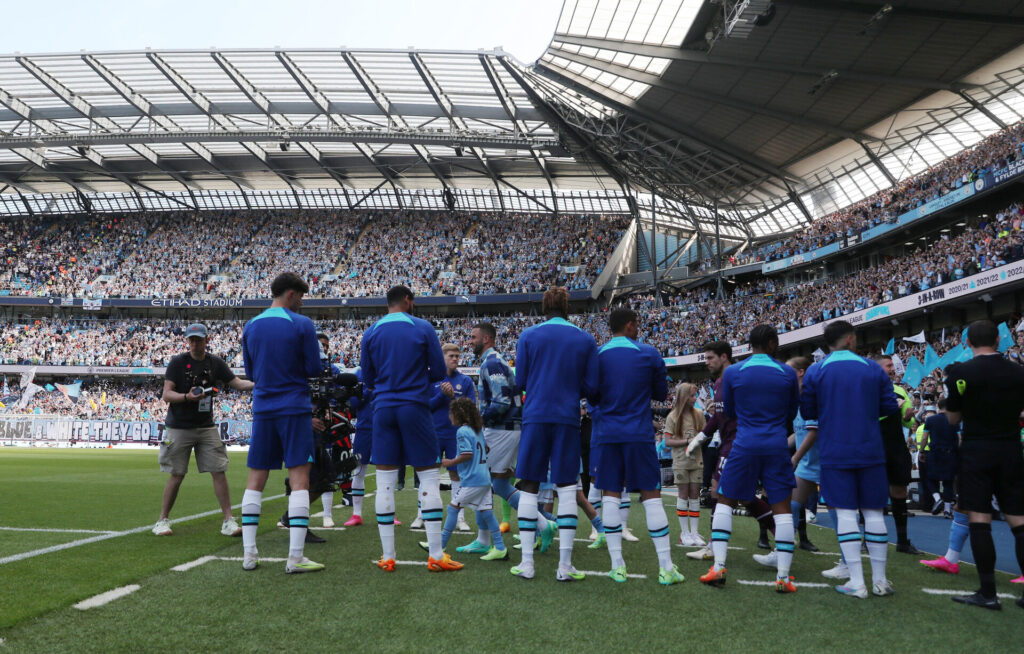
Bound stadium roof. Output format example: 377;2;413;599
533;0;1024;238
2;1;1024;242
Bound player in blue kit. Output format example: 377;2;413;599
421;398;508;561
512;287;599;581
461;322;557;555
239;272;325;574
794;320;900;598
700;324;800;592
591;308;684;585
360;285;461;573
425;343;476;531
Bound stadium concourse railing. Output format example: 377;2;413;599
3;253;1024;383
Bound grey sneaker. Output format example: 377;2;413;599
242;549;259;571
221;517;241;537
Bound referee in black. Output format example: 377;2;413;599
945;320;1024;610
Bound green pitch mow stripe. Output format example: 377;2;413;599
4;506;1022;653
0;449;288;629
0;530;105;559
2;449;1022;651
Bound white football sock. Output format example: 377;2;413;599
241;489;262;552
711;503;732;570
556;485;578;569
375;468;398;560
603;495;624;569
643;498;673;569
418;468;444;559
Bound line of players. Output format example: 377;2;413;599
239;277;1024;606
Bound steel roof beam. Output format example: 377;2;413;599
341;51;450;190
146;51;295;187
479;53;554;194
274;50;402;197
408;51;503;195
212;50;326;195
82;53;214;169
548;48;876;143
773;0;1024;27
550;35;978;91
16;55;175;179
0;101;542;124
534;63;801;188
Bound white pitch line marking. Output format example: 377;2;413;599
737;579;830;588
73;584;140;610
0;493;287;566
171;555;217;572
391;560;428;566
0;526;117;534
921;588;1015;599
578;569;648;579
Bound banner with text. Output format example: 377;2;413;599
0;418;252;443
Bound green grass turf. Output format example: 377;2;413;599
0;531;97;559
1;448;1022;651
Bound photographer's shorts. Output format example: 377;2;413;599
159;426;228;475
483;427;520;474
452;484;493;511
248;414;315;470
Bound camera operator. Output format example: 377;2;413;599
152;323;253;538
239;272;325;574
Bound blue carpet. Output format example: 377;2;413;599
806;512;1021;575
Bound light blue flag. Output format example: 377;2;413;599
961;326;969;344
997;322;1015;353
901;356;925;390
884;338;894;355
956;347;974;363
923;345;940;374
937;345;962;371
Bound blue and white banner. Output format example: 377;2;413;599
0;418;251;444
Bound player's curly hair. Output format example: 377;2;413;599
542;286;569;318
449;397;483;432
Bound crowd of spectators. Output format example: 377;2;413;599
701;119;1024;269
0;208;626;299
1;213;161;298
3;200;1022;372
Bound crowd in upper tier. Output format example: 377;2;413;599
0;207;627;300
716;119;1024;269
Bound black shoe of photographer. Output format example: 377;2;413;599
757;534;771;550
305;529;326;544
952;591;1001;611
798;539;819;552
341;492;353;507
896;541;923;555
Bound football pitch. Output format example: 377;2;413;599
0;449;1020;652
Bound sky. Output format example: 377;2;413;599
0;0;562;63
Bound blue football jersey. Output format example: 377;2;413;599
455;425;490;487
